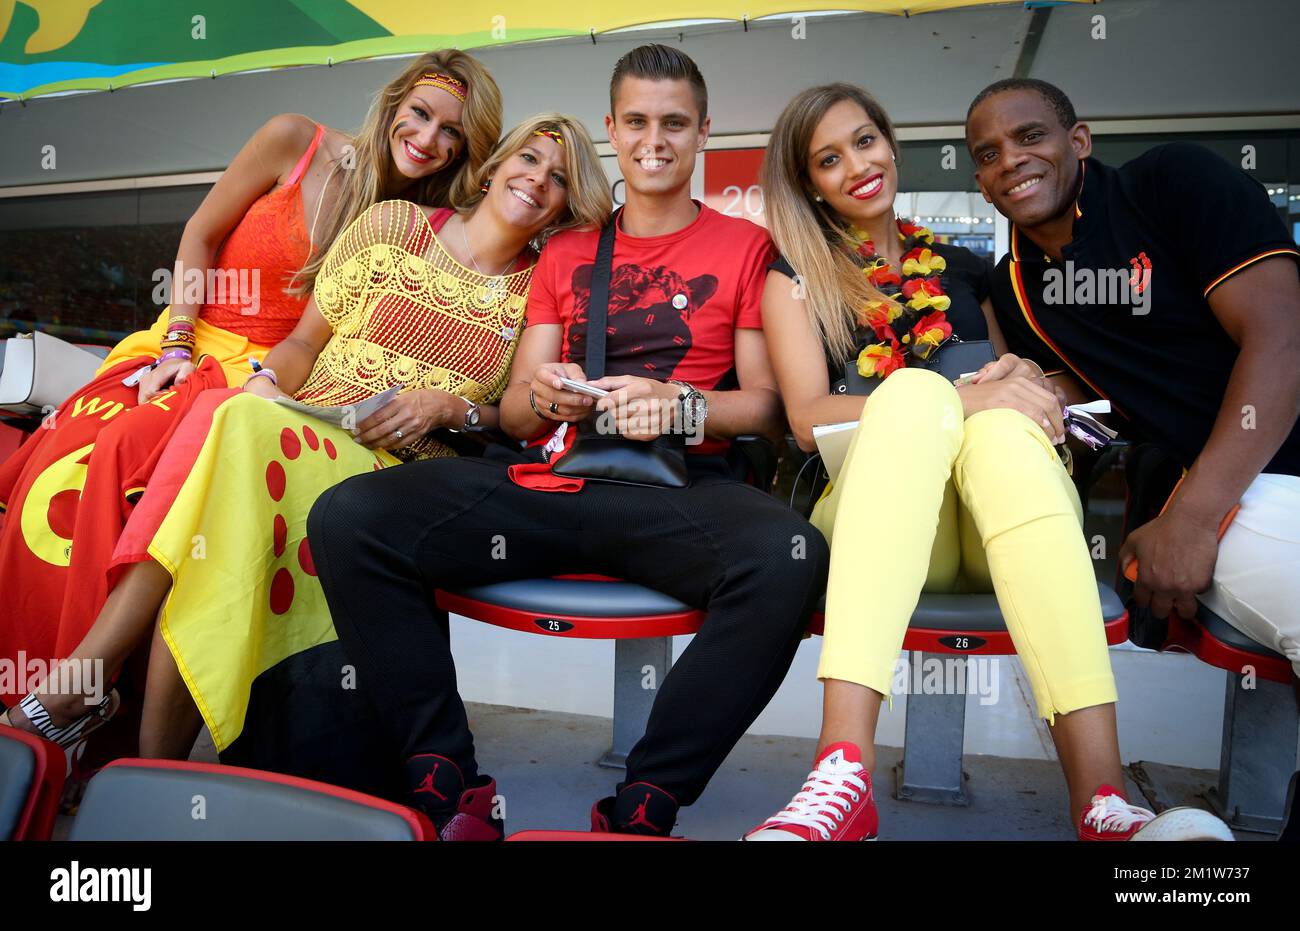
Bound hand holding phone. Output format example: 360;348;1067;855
557;376;610;399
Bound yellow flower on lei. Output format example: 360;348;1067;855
901;248;947;277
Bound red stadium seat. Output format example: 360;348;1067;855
0;419;25;464
0;725;66;841
69;759;437;840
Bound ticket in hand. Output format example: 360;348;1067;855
1063;400;1119;450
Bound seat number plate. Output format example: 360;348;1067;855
937;635;986;651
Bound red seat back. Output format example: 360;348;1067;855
0;726;66;841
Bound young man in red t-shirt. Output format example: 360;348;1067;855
309;45;829;838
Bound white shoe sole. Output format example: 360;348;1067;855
742;829;878;841
1130;807;1235;842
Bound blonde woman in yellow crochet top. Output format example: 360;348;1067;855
7;117;611;787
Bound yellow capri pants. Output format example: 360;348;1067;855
813;367;1118;722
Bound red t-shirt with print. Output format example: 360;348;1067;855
525;202;773;455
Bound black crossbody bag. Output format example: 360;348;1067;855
552;212;690;488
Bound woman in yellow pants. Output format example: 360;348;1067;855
744;83;1230;842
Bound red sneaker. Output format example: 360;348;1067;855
405;754;502;841
744;742;878;841
438;776;504;842
591;782;678;837
1079;785;1154;840
1080;785;1234;841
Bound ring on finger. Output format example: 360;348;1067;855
549;401;559;414
394;428;405;440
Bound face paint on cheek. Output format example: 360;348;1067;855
390;119;409;139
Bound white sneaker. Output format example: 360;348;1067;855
1130;807;1235;842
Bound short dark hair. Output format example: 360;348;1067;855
966;78;1078;131
609;44;708;124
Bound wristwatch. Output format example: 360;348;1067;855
451;396;481;432
668;380;707;435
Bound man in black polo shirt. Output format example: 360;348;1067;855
964;79;1300;684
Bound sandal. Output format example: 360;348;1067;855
1;689;120;750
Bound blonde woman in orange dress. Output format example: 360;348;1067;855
0;53;501;761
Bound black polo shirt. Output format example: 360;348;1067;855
990;145;1300;476
770;240;992;387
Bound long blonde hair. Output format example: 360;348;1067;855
761;83;902;365
454;113;613;243
292;50;503;294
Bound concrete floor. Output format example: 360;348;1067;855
466;702;1094;840
53;701;1256;841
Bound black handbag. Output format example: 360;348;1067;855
836;336;998;396
551;211;690;488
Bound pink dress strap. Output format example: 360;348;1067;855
285;123;326;187
426;206;455;233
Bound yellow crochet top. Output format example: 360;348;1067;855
295;200;534;459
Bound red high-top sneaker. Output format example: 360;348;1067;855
1081;784;1234;841
1079;785;1156;840
405;754;502;841
744;742;878;841
438;776;504;841
591;782;678;837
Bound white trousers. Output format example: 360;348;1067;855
1199;472;1300;677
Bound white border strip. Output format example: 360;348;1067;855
3;114;1297;199
0;170;222;199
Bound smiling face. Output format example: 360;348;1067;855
806;99;898;228
388;84;466;181
605;76;708;199
967;88;1091;229
482;134;570;236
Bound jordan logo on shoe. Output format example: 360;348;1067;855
414;763;448;800
625;793;660;832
